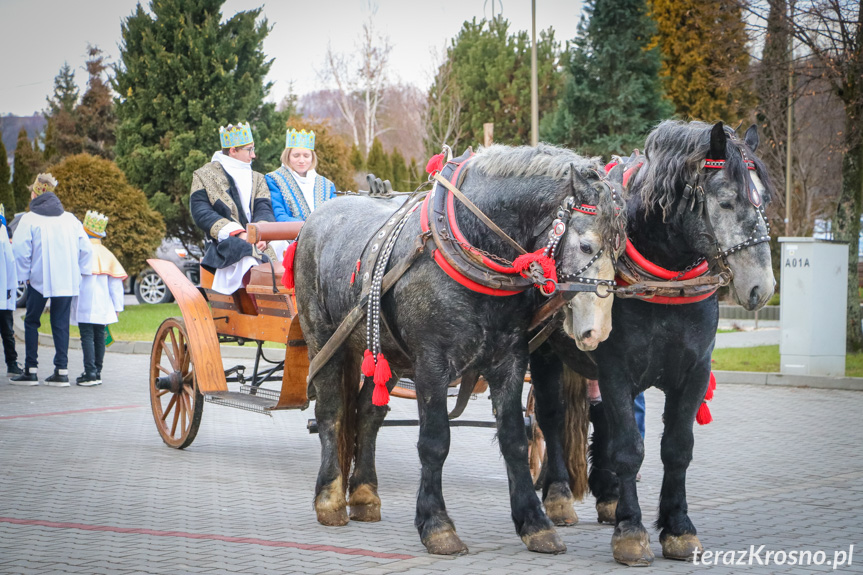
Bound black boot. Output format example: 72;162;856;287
44;368;70;387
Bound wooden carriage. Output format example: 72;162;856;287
147;221;546;481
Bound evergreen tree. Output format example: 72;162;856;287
406;158;421;192
649;0;753;122
113;0;282;243
543;0;672;156
76;46;116;159
390;148;407;192
12;128;44;211
350;144;364;171
43;62;80;164
426;18;560;153
0;138;14;214
365;138;391;183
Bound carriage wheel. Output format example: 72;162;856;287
526;387;547;490
149;317;203;449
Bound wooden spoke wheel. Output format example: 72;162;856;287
149;318;203;449
526;387;547;490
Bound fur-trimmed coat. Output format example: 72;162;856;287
190;161;275;271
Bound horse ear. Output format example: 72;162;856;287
569;164;592;191
606;163;624;186
708;122;727;160
744;124;759;152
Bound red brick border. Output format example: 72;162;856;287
0;516;415;560
0;405;145;420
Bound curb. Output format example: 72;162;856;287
14;311;863;391
12;310;260;360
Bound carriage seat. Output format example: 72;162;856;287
198;262;292;295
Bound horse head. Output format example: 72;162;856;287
638;120;775;311
558;163;627;350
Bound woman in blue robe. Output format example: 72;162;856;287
266;129;337;222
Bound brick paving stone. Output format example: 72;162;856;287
2;351;862;574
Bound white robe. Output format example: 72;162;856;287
12;212;93;297
1;225;17;311
72;274;125;325
209;150;259;294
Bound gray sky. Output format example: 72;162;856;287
0;0;583;117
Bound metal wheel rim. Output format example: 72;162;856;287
149;318;199;448
140;273;168;304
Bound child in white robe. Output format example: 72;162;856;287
72;211;126;386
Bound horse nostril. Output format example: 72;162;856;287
581;329;594;341
749;286;761;307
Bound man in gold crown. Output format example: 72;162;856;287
266;128;337;222
11;173;93;386
190;122;276;294
71;211;127;386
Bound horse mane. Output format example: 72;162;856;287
635;120;773;221
472;143;625;254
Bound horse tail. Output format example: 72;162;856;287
561;365;590;500
337;352;361;488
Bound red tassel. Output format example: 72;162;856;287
372;353;392;406
350;272;356;284
425;153;445;174
362;349;375;378
704;371;716;401
281;241;298;289
696;402;713;425
512;250;558;292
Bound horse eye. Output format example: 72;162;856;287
580;243;593;255
719;201;734;210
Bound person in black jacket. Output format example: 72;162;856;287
189;123;275;294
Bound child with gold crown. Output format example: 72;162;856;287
71;211;127;386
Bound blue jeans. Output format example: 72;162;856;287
634;392;646;439
23;288;72;370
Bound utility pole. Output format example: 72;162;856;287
785;0;794;236
530;0;539;146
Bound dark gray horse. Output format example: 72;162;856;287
529;121;775;565
294;144;624;556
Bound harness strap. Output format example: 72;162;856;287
306;233;428;389
433;172;527;256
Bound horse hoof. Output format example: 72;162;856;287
612;531;654;566
423;530;469;556
349;503;381;522
662;533;703;561
316;506;349;526
545;499;579;526
522;528;567;554
348;484;381;522
596;500;617;524
315;481;348;526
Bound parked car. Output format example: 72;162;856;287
15;238;201;307
130;238;201;304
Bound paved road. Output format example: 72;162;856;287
1;351;861;574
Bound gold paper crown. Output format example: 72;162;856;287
286;128;315;151
83;210;109;237
219;122;254;148
30;173;58;196
0;205;4;219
